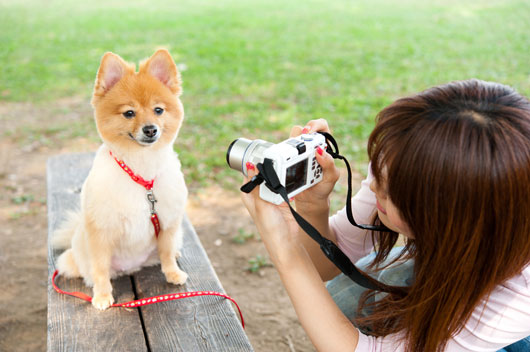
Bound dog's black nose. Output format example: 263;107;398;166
142;125;158;138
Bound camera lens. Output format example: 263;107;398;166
226;138;273;175
226;138;252;173
226;139;239;167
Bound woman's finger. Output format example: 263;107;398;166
241;162;259;212
315;146;340;183
300;118;331;134
243;161;258;182
290;125;303;138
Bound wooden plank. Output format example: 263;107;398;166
47;153;146;352
133;215;254;351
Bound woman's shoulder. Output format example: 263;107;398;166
502;263;530;293
523;264;530;287
483;264;530;330
444;264;530;350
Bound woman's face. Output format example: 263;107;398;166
369;172;413;238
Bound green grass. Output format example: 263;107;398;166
1;0;529;185
232;228;257;244
247;255;272;273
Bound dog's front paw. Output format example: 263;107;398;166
165;269;188;285
92;293;114;310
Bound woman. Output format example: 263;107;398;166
241;79;530;351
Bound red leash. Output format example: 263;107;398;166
52;270;245;328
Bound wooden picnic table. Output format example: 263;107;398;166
47;153;253;351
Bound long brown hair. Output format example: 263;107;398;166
360;79;530;351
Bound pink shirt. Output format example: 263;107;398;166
329;171;530;351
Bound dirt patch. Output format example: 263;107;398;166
0;138;50;352
0;100;317;351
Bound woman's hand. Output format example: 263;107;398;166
240;165;301;262
290;119;340;212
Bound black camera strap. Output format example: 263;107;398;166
241;132;392;292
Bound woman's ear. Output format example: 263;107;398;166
139;49;181;95
93;52;134;98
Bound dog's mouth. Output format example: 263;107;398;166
128;132;160;146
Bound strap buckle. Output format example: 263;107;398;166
146;189;157;214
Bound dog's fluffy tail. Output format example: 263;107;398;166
52;210;81;249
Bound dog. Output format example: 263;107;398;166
53;49;188;310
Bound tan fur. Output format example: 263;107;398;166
54;49;188;310
52;211;81;249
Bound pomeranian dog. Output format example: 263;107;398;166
53;49;188;310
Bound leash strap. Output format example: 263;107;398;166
241;132;391;292
110;151;161;238
52;270;245;328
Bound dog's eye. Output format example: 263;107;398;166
154;107;164;116
123;110;135;119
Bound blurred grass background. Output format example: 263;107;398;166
1;0;529;186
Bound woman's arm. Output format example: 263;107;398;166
293;204;342;281
241;165;359;351
292;147;343;281
274;237;360;352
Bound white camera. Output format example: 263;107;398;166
226;133;326;204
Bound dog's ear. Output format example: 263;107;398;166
93;52;135;98
140;49;181;96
